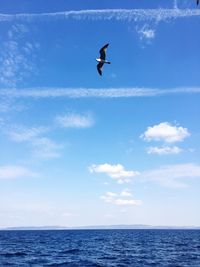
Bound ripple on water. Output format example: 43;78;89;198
0;230;200;267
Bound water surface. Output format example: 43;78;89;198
0;229;200;266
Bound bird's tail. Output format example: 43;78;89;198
105;61;111;64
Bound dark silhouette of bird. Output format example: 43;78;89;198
96;43;111;76
197;0;199;5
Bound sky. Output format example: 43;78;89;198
0;0;200;228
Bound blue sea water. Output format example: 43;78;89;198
0;230;200;266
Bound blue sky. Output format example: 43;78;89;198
0;0;200;228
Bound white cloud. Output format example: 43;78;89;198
147;146;182;155
56;112;94;128
89;163;140;184
0;165;38;179
100;191;142;206
0;9;200;23
1;87;200;99
142;163;200;188
141;122;190;143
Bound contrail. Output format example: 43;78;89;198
0;9;200;23
1;87;200;99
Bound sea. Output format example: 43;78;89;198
0;229;200;266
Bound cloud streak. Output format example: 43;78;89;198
1;87;200;99
0;9;200;23
0;165;38;180
142;163;200;188
56;112;94;128
147;146;182;155
7;126;48;142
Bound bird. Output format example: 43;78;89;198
197;0;199;5
96;43;111;76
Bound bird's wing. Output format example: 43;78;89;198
97;62;104;76
99;43;109;60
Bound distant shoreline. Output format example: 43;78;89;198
1;225;200;231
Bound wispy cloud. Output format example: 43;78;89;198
0;97;26;113
56;112;94;128
147;146;182;155
120;189;133;197
137;24;156;40
142;163;200;188
1;87;200;99
7;125;48;142
0;165;38;179
31;137;63;159
6;125;63;159
100;191;142;206
0;24;39;88
0;9;200;23
89;163;140;184
141;122;190;143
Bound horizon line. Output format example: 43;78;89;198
1;224;200;230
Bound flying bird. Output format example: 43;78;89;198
96;43;111;76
